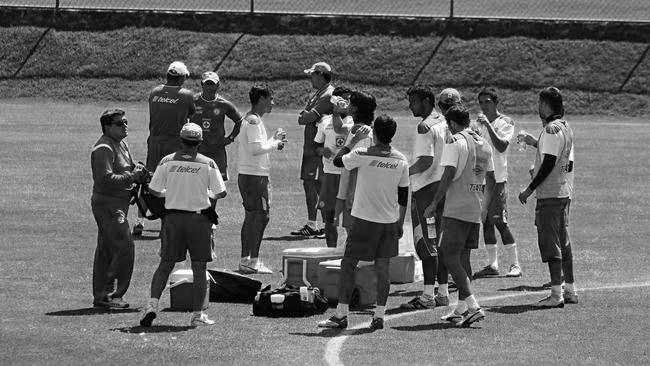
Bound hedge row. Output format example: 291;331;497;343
0;27;647;95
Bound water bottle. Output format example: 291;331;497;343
425;216;436;240
517;130;527;152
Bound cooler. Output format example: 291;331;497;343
281;247;344;287
389;252;418;284
316;259;377;306
168;269;210;311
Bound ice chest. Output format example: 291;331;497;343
316;259;377;306
168;269;210;311
281;247;344;287
389;252;418;284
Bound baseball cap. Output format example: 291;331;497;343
202;71;220;84
304;62;332;74
180;123;203;141
438;88;462;105
167;61;190;77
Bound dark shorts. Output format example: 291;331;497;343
198;144;228;181
411;181;444;257
146;135;180;172
318;172;340;212
238;174;270;212
535;198;571;262
160;211;213;262
440;217;480;254
485;181;509;224
300;154;323;181
344;217;399;261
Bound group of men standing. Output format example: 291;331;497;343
89;59;578;329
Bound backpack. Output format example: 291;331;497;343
207;269;262;303
252;284;329;317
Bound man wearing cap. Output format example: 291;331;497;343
190;71;244;182
140;123;227;327
134;61;196;236
292;62;334;238
91;108;148;309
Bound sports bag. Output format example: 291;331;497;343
207;269;262;303
252;284;329;317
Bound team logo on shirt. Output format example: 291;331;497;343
202;120;211;129
169;165;201;173
213;108;222;116
369;160;398;169
335;137;345;147
151;96;179;104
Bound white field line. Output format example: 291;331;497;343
323;281;650;366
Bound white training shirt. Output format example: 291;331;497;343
238;113;270;176
477;113;514;183
314;115;353;174
411;111;448;191
441;129;495;181
149;152;226;211
342;146;410;223
336;125;373;201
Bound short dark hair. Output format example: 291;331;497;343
478;87;499;104
350;91;376;125
180;138;201;147
333;86;353;97
406;84;436;106
249;85;273;106
373;114;397;144
539;86;564;117
166;74;184;84
445;104;470;128
99;108;125;133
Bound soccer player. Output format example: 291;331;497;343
292;62;334;238
190;71;243;182
472;88;522;278
314;86;354;247
400;85;450;310
237;85;287;274
518;86;578;307
140;123;227;327
425;104;495;327
318;114;409;330
134;61;196;236
91;109;147;309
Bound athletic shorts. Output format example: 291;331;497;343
485;181;508;224
411;181;444;257
160;211;213;262
198;144;228;181
535;198;571;262
318;172;341;212
344;217;399;261
146;135;180;172
238;174;270;212
440;217;480;254
300;154;323;181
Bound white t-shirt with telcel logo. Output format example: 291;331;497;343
341;145;410;223
238;113;270;176
476;113;514;183
314;115;353;174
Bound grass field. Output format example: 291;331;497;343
1;99;649;365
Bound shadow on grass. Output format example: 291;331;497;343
111;325;195;334
389;289;420;298
289;327;379;338
263;235;316;241
498;285;547;292
484;304;552;314
46;308;139;316
386;307;422;316
392;322;464;331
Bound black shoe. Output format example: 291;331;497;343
369;317;384;330
93;297;110;308
290;225;319;237
132;223;144;236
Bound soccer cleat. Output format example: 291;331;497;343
400;296;435;310
456;308;485;327
318;315;348;329
93;297;110;308
473;265;499;278
290;225;320;237
564;292;579;304
434;294;450;306
505;264;522;278
139;304;157;327
315;229;326;239
107;297;129;309
190;312;215;326
255;262;273;274
369;317;384;330
132;222;144;236
441;309;466;323
534;295;565;308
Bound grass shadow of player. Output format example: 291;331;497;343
45;308;139;316
392;322;464;332
484;304;551;315
111;325;195;334
498;285;547;292
389;289;421;298
290;327;378;338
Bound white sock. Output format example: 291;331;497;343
504;244;519;266
249;257;259;267
465;294;479;310
455;300;468;314
565;283;577;294
486;244;498;269
240;256;250;263
551;285;563;298
307;220;317;229
374;305;385;319
423;285;435;299
335;303;349;318
438;284;449;297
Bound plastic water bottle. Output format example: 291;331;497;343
517;130;527;152
425;217;436;240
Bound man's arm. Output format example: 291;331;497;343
91;146;144;189
333;126;371;167
424;166;456;217
518;154;556;203
225;105;244;140
409;156;434;176
478;117;509;153
298;94;333;125
483;171;496;221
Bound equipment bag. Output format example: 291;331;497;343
207;269;262;303
252;284;329;317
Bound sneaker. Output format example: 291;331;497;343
457;308;486;327
107;297;129;309
238;258;256;273
505;264;522;278
534;295;565;308
400;296;435;310
369;317;384;330
318;315;348;329
139;304;157;327
315;228;326;239
255;262;273;274
564;292;579;304
434;294;450;306
441;309;466;323
473;265;499;278
132;222;144;236
290;225;319;237
190;312;215;326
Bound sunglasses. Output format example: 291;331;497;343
112;119;128;127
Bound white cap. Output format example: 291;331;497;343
180;123;203;141
167;61;190;77
304;62;332;74
201;71;220;84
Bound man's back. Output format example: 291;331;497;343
149;84;195;137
